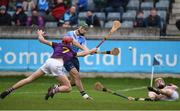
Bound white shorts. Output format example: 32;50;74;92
160;91;179;101
40;58;66;76
170;91;179;100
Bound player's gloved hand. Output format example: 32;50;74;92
147;86;160;94
90;48;98;54
128;96;135;101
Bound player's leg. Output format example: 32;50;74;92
69;57;85;92
0;69;44;99
45;75;72;100
55;75;72;93
148;91;166;100
69;68;84;92
67;57;80;86
69;76;76;86
45;58;72;100
64;58;84;92
64;58;92;99
69;68;92;100
148;91;158;100
12;69;44;89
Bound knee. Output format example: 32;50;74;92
73;72;81;80
74;74;81;80
148;91;156;100
66;85;72;92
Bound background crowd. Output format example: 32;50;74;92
0;0;175;35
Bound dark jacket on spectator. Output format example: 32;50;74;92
0;0;9;7
77;0;88;11
134;18;145;27
13;11;27;26
145;15;161;28
176;19;180;31
93;0;107;11
85;15;101;27
107;0;128;8
0;12;12;26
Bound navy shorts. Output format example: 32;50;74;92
64;57;80;72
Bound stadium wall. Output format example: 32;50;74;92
0;26;161;39
0;39;180;74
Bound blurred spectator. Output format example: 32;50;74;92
145;8;161;28
58;5;78;28
104;0;129;15
12;3;27;26
64;0;72;9
85;10;101;27
52;0;66;20
76;0;88;12
93;0;107;12
22;0;36;12
0;6;12;26
26;9;45;27
37;0;49;16
8;0;17;11
134;11;145;27
176;19;180;31
0;0;9;8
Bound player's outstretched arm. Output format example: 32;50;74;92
76;48;98;57
37;29;52;46
169;84;179;90
72;40;89;51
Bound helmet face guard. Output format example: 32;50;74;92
77;28;87;36
78;21;89;35
154;78;165;89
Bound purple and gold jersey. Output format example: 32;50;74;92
51;42;77;62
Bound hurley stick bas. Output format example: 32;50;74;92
96;21;121;48
95;48;120;56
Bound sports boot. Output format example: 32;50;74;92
0;90;11;99
45;84;58;100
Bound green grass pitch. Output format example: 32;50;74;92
0;76;179;110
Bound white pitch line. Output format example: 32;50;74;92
12;91;79;94
13;92;45;94
11;86;147;95
116;86;147;92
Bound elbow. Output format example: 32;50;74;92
38;37;45;43
38;38;43;43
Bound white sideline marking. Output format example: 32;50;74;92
116;86;147;92
13;86;147;94
14;92;44;94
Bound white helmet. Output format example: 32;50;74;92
154;78;165;89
